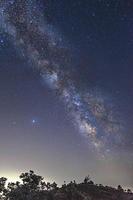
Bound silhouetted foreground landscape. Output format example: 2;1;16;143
0;171;132;200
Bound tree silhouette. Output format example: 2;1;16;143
0;171;131;200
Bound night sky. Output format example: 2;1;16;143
0;0;133;189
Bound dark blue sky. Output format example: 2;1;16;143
43;0;133;146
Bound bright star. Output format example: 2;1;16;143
0;39;4;45
32;119;36;124
31;118;40;126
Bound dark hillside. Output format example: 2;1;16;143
0;171;132;200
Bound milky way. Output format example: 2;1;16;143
0;0;124;152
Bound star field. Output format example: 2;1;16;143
0;0;133;189
0;0;126;152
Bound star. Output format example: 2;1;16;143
32;119;37;124
0;38;4;45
